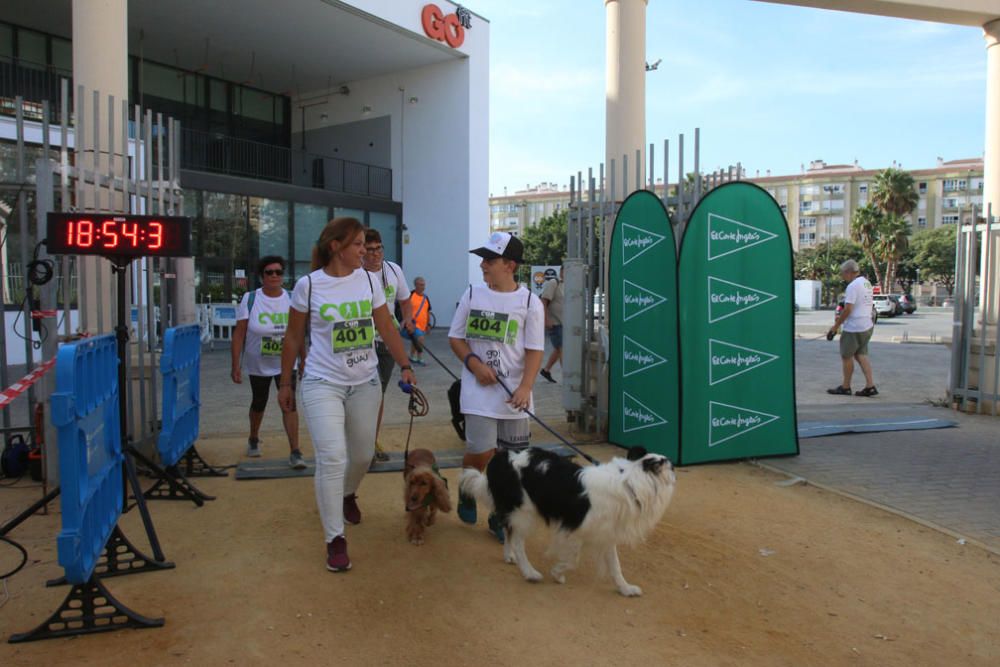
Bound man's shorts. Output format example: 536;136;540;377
375;342;394;393
464;414;530;455
840;328;874;358
547;324;563;349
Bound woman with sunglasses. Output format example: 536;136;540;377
279;218;416;572
232;255;307;468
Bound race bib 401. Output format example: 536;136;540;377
332;318;375;353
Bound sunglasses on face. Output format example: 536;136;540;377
365;245;384;253
263;269;284;276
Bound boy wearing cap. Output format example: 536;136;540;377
448;232;546;541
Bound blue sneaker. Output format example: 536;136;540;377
457;492;477;524
488;513;505;544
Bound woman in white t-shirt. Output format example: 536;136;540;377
278;217;416;573
231;255;306;469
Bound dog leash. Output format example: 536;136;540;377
398;380;429;476
409;336;461;382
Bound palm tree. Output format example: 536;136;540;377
871;168;919;217
874;214;912;292
850;203;884;288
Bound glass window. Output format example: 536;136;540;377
334;207;365;220
237;87;275;122
368;211;399;264
293;203;330;278
251;196;290;271
142;61;185;103
17;29;46;66
210;79;228;112
51;37;72;72
0;24;14;59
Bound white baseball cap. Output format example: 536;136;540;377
469;232;524;263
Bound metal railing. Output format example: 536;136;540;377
949;206;1000;415
182;127;393;199
0;56;72;124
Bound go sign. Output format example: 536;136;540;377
421;4;471;48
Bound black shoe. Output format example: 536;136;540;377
855;386;879;397
826;386;851;395
540;369;556;383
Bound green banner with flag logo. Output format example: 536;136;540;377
609;191;678;459
678;182;798;464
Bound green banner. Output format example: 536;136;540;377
678;182;798;464
609;191;679;459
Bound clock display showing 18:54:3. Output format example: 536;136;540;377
45;213;193;258
67;219;163;249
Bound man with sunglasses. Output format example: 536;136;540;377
232;255;307;468
362;230;415;461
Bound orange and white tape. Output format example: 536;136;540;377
0;358;57;408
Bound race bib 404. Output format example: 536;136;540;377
332;318;375;353
466;309;519;345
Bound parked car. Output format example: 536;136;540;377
837;300;879;324
887;295;904;316
872;295;896;318
896;293;917;315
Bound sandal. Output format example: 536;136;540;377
855;386;879;397
826;386;852;395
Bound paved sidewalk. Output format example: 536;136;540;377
201;330;1000;553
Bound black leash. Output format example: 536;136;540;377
490;374;599;466
409;335;461;382
398;381;429;476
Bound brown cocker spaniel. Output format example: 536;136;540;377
404;448;451;545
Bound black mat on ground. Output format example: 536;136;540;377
797;417;957;439
234;443;580;480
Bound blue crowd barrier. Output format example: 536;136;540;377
158;324;202;468
50;334;122;585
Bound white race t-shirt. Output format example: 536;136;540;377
843;275;874;332
237;288;293;377
290;268;386;385
448;284;545;419
373;260;411;340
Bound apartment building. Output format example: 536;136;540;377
489;158;984;251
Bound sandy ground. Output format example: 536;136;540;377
1;422;998;667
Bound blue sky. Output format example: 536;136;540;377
462;0;987;196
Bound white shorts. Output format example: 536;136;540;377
464;414;530;455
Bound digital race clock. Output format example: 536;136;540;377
46;213;193;258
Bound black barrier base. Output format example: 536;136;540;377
45;524;175;587
144;464;214;505
8;575;163;643
128;446;209;507
183;446;229;478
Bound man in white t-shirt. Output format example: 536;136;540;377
827;259;878;397
363;229;414;461
448;232;545;541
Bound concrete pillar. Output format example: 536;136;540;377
983;19;1000;326
605;0;647;192
72;0;128;334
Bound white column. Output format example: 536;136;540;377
983;19;1000;327
605;0;647;192
72;0;128;334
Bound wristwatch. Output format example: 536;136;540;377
401;364;413;371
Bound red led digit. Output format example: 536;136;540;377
77;220;94;247
122;222;139;246
101;220;119;248
66;220;74;246
148;222;163;250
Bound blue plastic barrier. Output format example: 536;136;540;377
50;334;122;585
158;324;202;468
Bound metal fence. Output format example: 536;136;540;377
562;129;744;431
1;82;183;469
949;206;1000;415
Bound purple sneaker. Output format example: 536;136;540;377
326;536;351;572
344;494;362;525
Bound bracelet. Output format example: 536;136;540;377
400;365;412;372
464;353;481;371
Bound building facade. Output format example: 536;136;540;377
0;0;488;324
488;158;984;252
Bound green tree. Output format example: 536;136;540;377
850;203;885;289
871;168;919;217
519;210;567;282
894;246;918;294
911;225;957;296
875;214;912;293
